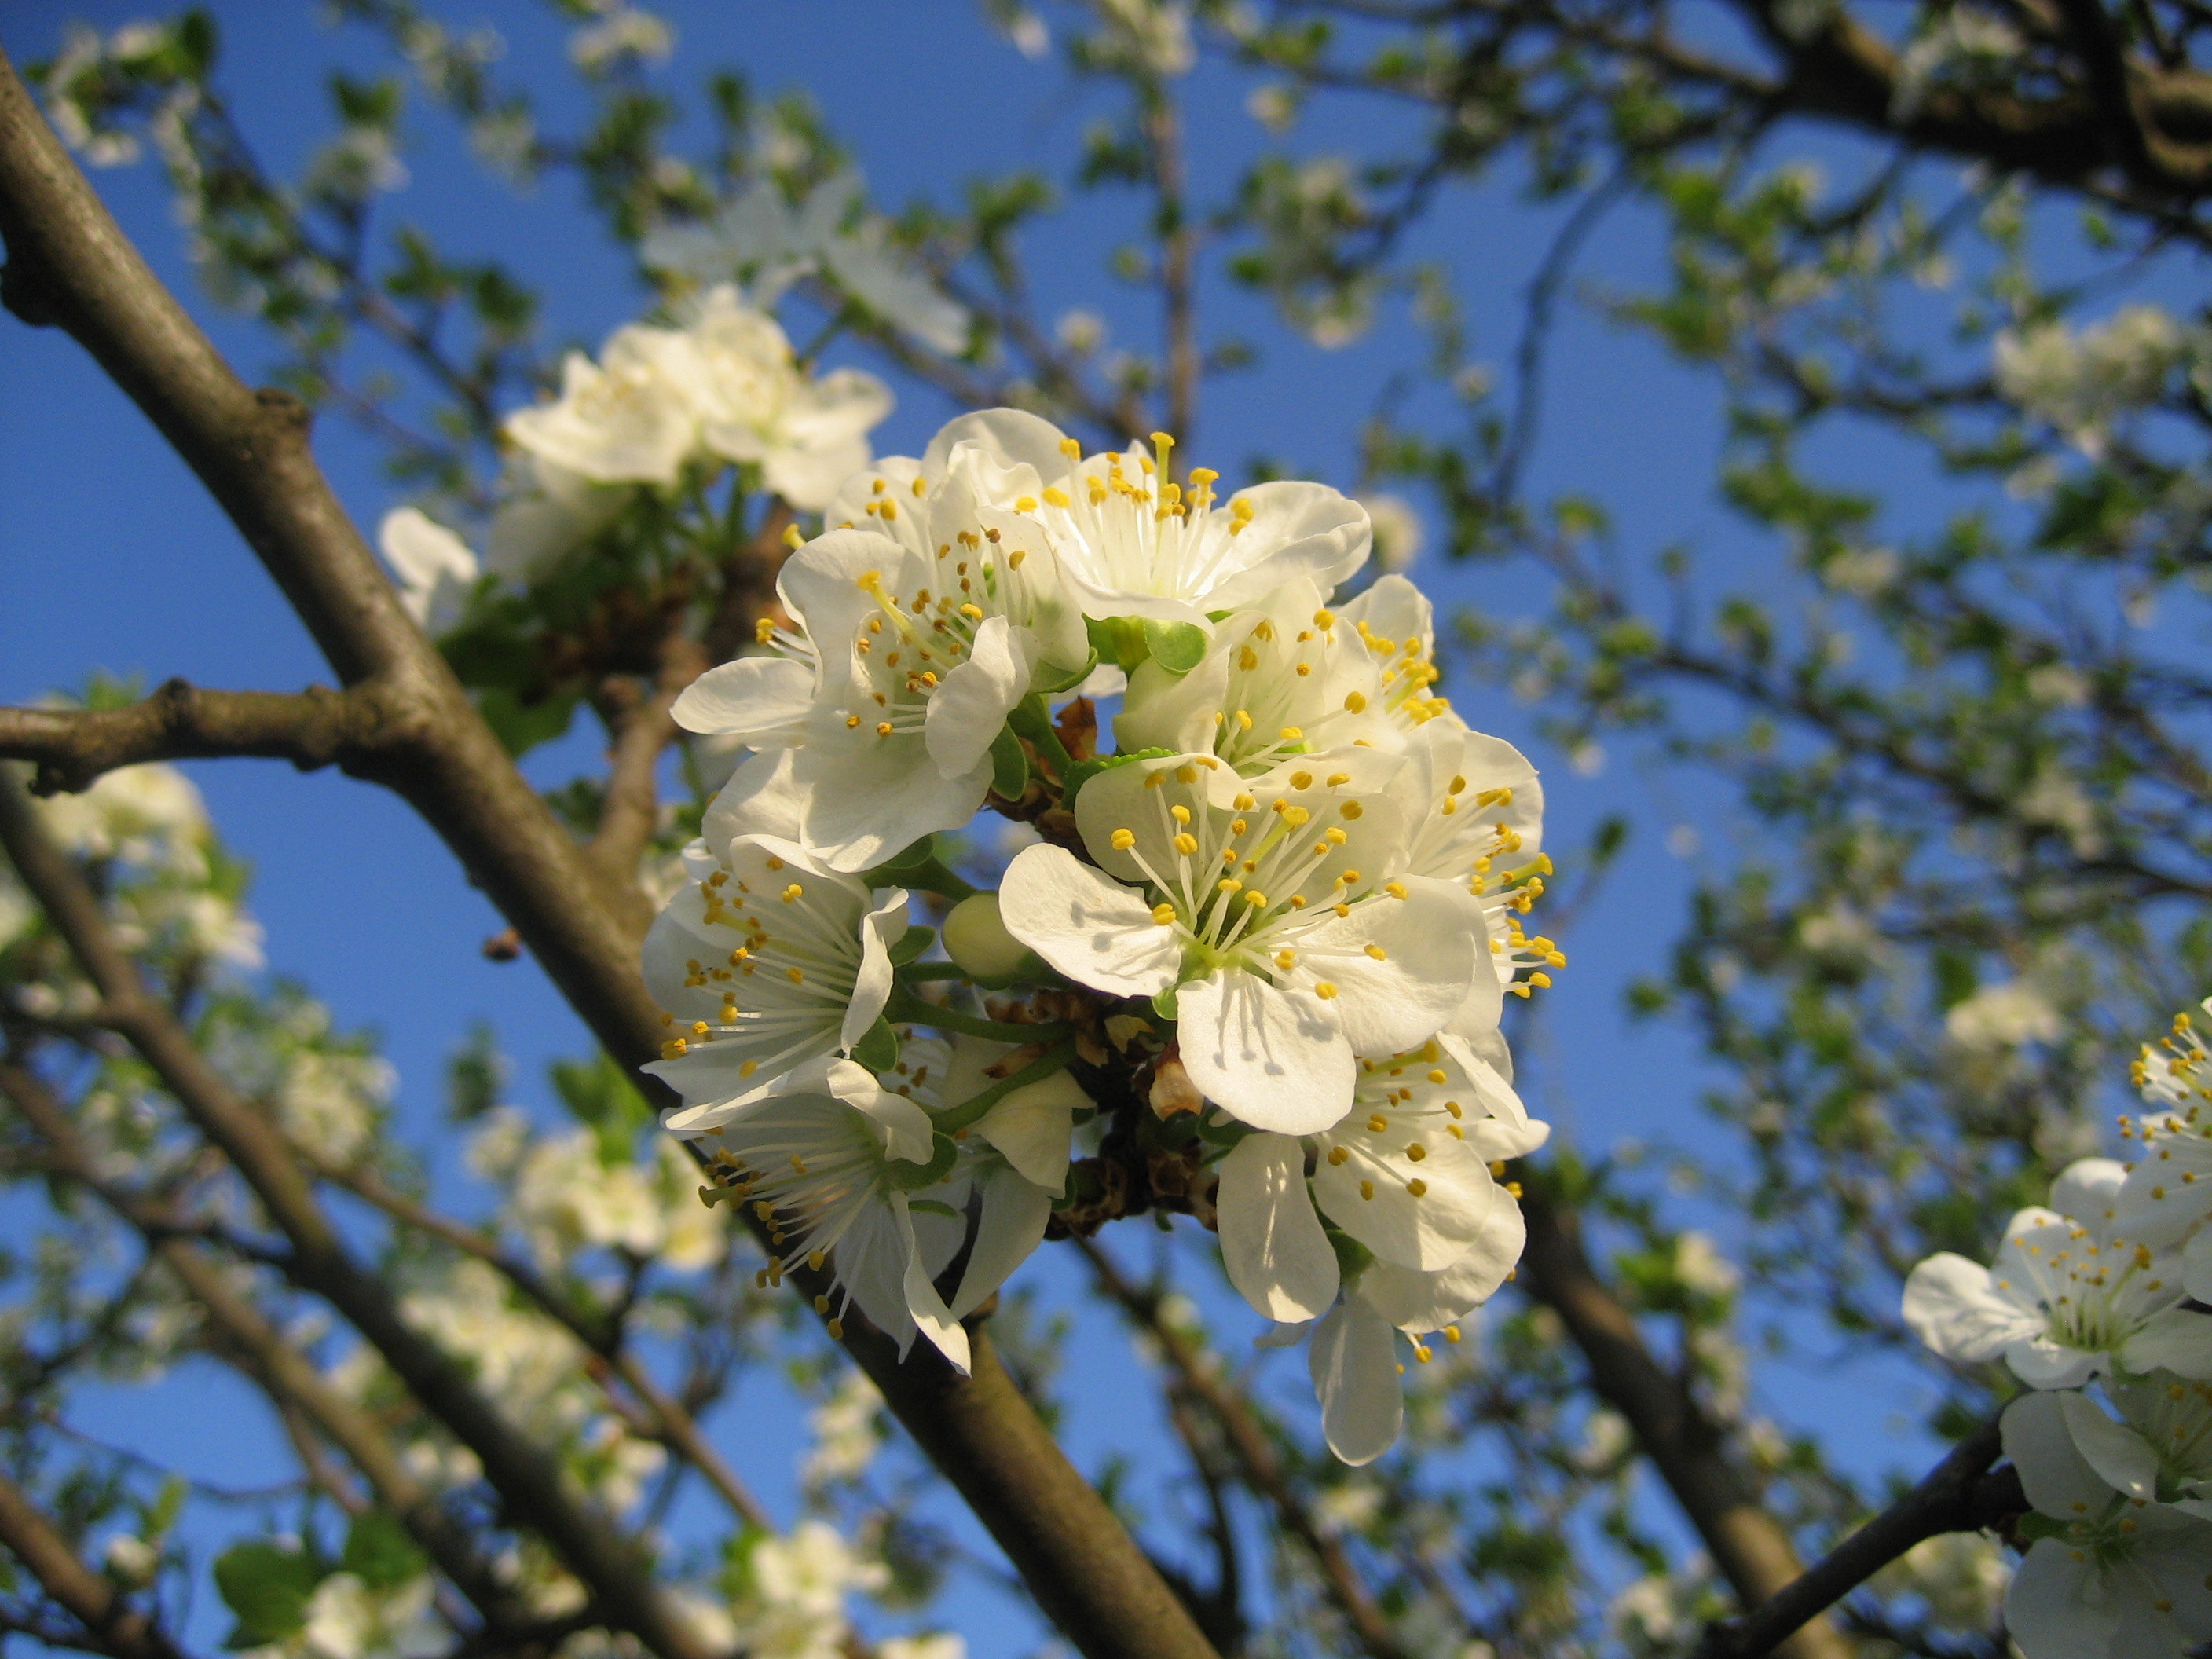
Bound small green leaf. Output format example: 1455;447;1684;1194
342;1512;426;1593
1143;618;1209;673
214;1542;321;1648
1032;648;1099;694
477;686;577;757
887;1133;960;1191
887;925;936;967
851;1016;901;1073
989;724;1030;800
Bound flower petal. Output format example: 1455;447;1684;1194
1216;1134;1340;1321
1177;969;1353;1134
1900;1252;2035;1363
2056;1390;2160;1501
947;1163;1053;1320
926;613;1034;778
998;844;1181;996
2119;1306;2212;1379
844;888;910;1050
1309;1295;1403;1466
672;655;817;744
2004;1390;2119;1519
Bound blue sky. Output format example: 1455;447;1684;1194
0;1;2128;1650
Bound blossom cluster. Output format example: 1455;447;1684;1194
639;406;1555;1463
1902;998;2212;1659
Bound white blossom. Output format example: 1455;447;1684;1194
1903;1160;2206;1387
2001;1389;2212;1659
999;750;1481;1132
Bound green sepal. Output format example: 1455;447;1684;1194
1061;745;1176;810
1143;617;1209;674
1088;614;1151;671
989;723;1031;799
851;1016;901;1073
1326;1226;1376;1281
887;925;936;967
1196;1111;1254;1150
1033;648;1100;695
887;1133;960;1191
1151;984;1180;1020
867;836;943;877
907;1197;965;1219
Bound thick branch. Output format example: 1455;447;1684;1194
0;679;408;797
1514;1187;1849;1659
1691;1419;2026;1659
0;53;1220;1659
0;1467;193;1659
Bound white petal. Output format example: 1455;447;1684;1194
1313;1133;1518;1272
947;1163;1052;1319
703;749;811;850
997;844;1181;996
895;1198;972;1374
2002;1538;2111;1659
920;408;1074;482
1309;1295;1403;1466
764;435;873;515
1358;1221;1525;1331
2056;1391;2160;1501
1899;1253;2036;1362
1216;1134;1340;1321
926;614;1034;778
2187;1226;2212;1304
783;739;993;873
2003;1337;2100;1390
1284;877;1478;1058
379;507;478;595
2004;1390;2120;1519
973;1072;1086;1194
672;656;815;744
844;889;910;1050
1177;969;1353;1134
1199;482;1370;612
2120;1307;2212;1379
2050;1156;2130;1226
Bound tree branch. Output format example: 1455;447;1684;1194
1690;1418;2025;1659
0;1467;194;1659
0;1057;530;1640
0;50;1221;1659
1079;1237;1410;1659
1514;1185;1850;1659
0;679;409;797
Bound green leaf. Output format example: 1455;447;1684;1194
214;1542;321;1648
550;1051;653;1162
342;1512;426;1594
851;1016;901;1073
1086;615;1150;671
989;724;1030;800
477;686;577;757
1032;648;1099;695
886;1133;960;1191
1142;618;1208;674
887;925;936;967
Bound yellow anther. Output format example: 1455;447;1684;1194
1290;771;1313;789
661;1038;688;1060
782;884;804;903
1326;771;1350;787
1174;833;1199;855
1365;944;1388;961
1111;828;1137;850
1385;881;1408;899
1340;801;1364;819
1016;496;1038;511
1218;877;1243;894
1280;726;1305;742
1152;902;1177;925
782;523;805;550
1170;804;1192;825
1315;981;1339;999
1344;691;1368;712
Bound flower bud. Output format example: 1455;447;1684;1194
943;892;1033;980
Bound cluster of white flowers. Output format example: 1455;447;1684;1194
1994;304;2211;455
1902;998;2212;1658
646;408;1555;1462
377;286;894;628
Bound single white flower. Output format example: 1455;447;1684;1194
1215;1034;1542;1321
1358;493;1424;572
643;834;909;1128
999;749;1482;1133
678;478;1088;870
1112;578;1422;771
2119;1000;2212;1247
697;1083;969;1372
674;287;892;511
377;507;477;635
2000;1389;2212;1659
2057;1370;2212;1521
1902;1161;2201;1387
505;321;702;486
834;412;1367;629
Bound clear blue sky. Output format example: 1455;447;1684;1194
1;2;2073;1650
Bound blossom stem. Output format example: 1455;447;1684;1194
1009;694;1075;784
934;1040;1080;1133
